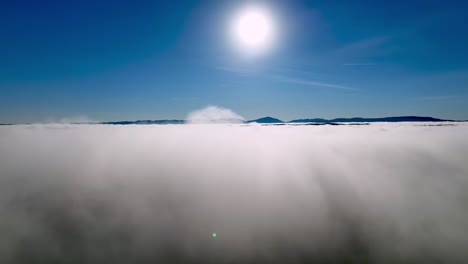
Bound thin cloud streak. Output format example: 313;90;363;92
276;76;358;91
216;66;358;92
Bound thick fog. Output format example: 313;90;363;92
0;123;467;263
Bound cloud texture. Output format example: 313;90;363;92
0;123;467;263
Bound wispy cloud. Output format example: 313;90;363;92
276;76;357;91
216;66;358;91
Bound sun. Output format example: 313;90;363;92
230;6;276;55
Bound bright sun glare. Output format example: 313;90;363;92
231;6;276;55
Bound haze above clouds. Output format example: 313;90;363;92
0;123;468;263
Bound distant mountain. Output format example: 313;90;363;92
101;120;185;125
96;116;455;126
289;116;451;123
0;116;460;126
247;117;284;123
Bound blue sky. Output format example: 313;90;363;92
1;0;467;123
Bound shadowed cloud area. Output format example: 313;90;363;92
0;124;468;263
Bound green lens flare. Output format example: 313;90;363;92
212;233;217;238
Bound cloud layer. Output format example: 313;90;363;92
0;123;467;263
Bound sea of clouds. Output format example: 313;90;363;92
0;123;468;263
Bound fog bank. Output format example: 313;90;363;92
0;123;467;263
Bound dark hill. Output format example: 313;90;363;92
247;117;284;123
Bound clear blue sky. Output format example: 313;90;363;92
1;0;467;123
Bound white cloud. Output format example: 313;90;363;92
0;123;467;263
186;105;245;124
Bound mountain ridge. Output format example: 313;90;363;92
97;116;457;125
0;116;463;125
